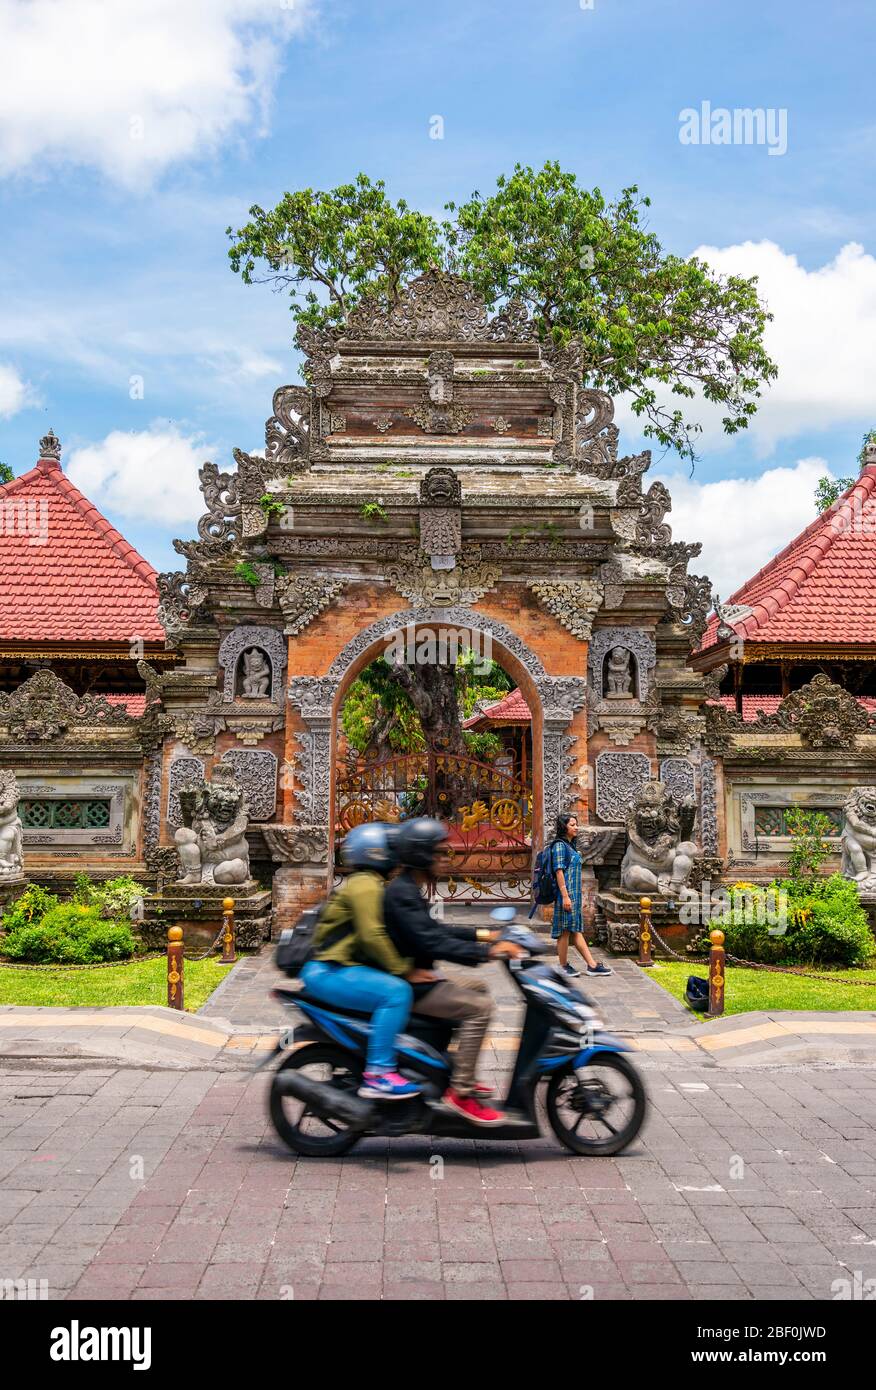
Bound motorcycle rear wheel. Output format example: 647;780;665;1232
269;1043;364;1157
546;1052;646;1157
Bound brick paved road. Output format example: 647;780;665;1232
3;1056;876;1301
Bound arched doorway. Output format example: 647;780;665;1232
288;607;587;905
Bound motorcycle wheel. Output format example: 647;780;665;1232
546;1052;646;1157
269;1044;364;1157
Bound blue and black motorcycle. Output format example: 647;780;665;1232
263;908;647;1158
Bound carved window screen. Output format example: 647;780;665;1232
753;806;843;838
20;798;112;830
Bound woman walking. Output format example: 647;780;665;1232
551;812;613;978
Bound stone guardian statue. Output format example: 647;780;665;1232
620;780;699;902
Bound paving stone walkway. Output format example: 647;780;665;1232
3;942;876;1300
3;1056;876;1301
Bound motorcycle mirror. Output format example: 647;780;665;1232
489;906;517;924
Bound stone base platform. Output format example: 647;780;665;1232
596;890;700;956
141;884;272;950
0;876;26;916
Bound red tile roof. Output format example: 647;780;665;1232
105;694;147;717
701;463;876;649
0;451;164;644
710;694;876;722
463;687;532;727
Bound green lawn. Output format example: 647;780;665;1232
0;957;234;1011
647;959;876;1016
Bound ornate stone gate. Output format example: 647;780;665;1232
150;270;713;934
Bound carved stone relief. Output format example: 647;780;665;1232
221;750;277;823
527;580;604;641
167;757;204;828
659;756;697;805
218;626;286;706
588;628;656;702
385;548;501;607
278;574;347;636
595;751;652;823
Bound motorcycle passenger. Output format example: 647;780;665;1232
300;822;425;1102
383;817;524;1126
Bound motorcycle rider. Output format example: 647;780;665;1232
383;817;524;1126
300;822;428;1101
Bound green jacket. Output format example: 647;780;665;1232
313;870;411;976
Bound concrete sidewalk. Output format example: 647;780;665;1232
3;945;876;1070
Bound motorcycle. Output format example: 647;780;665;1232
261;907;647;1158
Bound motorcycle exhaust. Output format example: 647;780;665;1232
274;1070;373;1129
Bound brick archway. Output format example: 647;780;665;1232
287;606;587;889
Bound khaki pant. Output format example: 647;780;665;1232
412;974;493;1095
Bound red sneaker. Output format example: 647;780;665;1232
472;1081;496;1098
443;1087;506;1126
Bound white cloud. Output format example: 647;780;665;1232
0;0;316;186
655;456;833;599
688;240;876;453
613;239;876;458
0;362;35;418
67;425;213;526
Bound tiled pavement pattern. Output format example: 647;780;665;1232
3;1058;876;1301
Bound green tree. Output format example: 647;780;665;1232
0;461;13;484
784;808;834;884
446;163;777;460
815;475;856;513
228;164;776;462
227;173;442;333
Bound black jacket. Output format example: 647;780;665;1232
384;870;491;971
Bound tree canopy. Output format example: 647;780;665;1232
227;162;777;460
0;462;13;484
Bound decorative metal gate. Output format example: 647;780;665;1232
334;746;533;901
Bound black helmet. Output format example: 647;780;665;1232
394;817;449;870
339;822;397;875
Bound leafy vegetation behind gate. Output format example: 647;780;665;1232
227;164;777;463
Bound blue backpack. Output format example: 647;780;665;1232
528;839;561;918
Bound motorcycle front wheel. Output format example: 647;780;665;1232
269;1043;363;1157
546;1052;646;1156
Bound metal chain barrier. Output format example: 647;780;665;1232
644;910;876;987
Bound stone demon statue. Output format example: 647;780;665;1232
620;780;699;902
174;762;251;886
841;786;876;894
0;769;24;881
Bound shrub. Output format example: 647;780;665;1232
91;875;148;922
713;873;873;968
1;884;59;933
2;903;135;964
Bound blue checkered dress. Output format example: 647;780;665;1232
550;838;582;938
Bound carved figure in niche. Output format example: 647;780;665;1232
620;780;699;902
605;646;634;699
174;763;251;885
841;787;876;893
240;647;270;699
0;770;24;880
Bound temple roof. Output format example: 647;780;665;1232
463;687;532;728
0;433;165;645
700;458;876;652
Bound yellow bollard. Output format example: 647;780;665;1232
220;897;236;964
637;896;654;967
167;926;184;1011
707;928;725;1018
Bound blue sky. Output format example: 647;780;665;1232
0;0;874;595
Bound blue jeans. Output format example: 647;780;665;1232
300;960;413;1073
